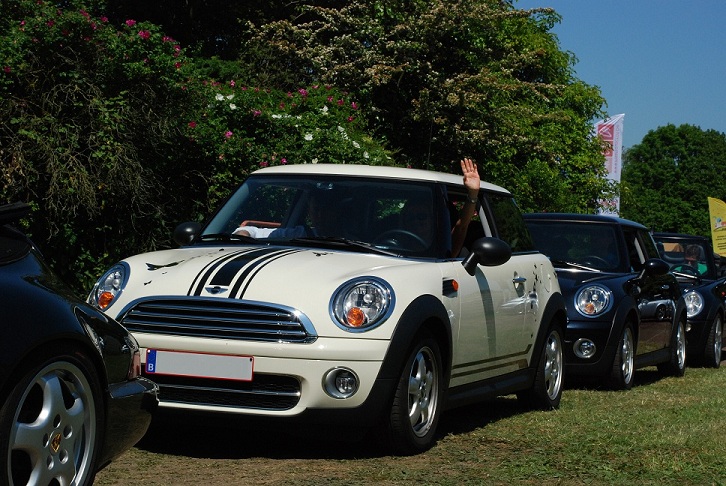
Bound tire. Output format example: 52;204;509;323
607;322;635;390
0;345;104;486
657;315;687;377
517;323;564;410
385;332;443;455
703;314;723;369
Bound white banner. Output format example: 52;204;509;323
594;114;625;215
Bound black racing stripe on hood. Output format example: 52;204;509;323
188;248;259;296
208;248;281;287
230;249;303;299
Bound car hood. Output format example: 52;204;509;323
553;268;631;295
106;244;445;337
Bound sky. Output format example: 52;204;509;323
515;0;726;149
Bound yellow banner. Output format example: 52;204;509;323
708;197;726;256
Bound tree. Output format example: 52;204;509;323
239;0;610;212
620;124;726;237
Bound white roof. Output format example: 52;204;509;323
251;164;510;194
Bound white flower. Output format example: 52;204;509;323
215;94;224;101
364;151;369;159
312;158;318;164
352;141;360;149
321;105;329;113
229;104;237;110
226;94;234;100
337;126;344;132
304;133;313;141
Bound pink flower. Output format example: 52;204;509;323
174;62;182;69
260;161;269;168
188;121;197;128
281;158;287;165
3;66;11;73
298;88;308;97
138;30;151;40
327;96;334;102
347;116;354;122
100;16;108;23
351;102;358;110
46;20;55;27
162;36;174;42
80;9;89;18
225;131;233;138
279;102;285;110
252;110;261;117
20;21;26;27
337;99;344;106
125;19;136;27
229;80;235;87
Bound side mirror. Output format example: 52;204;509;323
173;222;201;246
462;237;512;276
641;258;670;278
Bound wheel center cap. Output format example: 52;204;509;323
50;432;62;454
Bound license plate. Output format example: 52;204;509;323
145;349;253;381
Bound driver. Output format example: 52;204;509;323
683;244;707;275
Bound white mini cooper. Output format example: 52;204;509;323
89;164;566;454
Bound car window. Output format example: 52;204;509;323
622;228;645;272
203;175;449;258
485;193;534;253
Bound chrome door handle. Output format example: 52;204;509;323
513;276;527;285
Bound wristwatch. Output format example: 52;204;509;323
467;195;477;204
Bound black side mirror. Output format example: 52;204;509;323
462;237;512;276
641;258;670;278
173;222;201;246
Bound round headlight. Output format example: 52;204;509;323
683;290;704;318
575;285;612;317
330;278;394;332
89;264;128;311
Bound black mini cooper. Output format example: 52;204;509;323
524;213;687;389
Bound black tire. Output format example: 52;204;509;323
0;345;104;486
607;322;635;390
703;314;723;368
657;315;687;377
384;332;443;455
517;323;564;409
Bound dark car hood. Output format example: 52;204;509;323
553;267;632;295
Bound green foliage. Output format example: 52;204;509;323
240;0;609;212
620;124;726;236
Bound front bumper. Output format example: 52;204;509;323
562;318;618;376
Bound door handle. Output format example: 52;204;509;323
513;276;527;285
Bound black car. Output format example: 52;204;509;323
524;213;687;389
0;202;158;485
654;232;726;368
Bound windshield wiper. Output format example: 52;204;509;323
198;233;259;244
549;259;601;272
289;236;400;257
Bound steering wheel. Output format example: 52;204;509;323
671;264;699;277
580;255;611;268
372;229;428;251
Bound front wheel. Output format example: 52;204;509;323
657;315;687;377
607;322;635;390
384;333;443;455
0;345;104;486
703;314;723;368
517;323;564;410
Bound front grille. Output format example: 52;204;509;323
147;373;301;410
120;297;316;343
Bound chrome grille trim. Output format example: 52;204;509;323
119;296;317;343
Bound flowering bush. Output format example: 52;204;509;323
184;81;393;206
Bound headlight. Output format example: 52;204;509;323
88;263;129;311
575;285;612;317
683;290;704;318
330;277;394;332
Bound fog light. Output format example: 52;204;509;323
323;368;359;399
574;338;596;359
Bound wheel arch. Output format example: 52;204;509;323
532;292;567;365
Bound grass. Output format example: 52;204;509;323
96;366;726;485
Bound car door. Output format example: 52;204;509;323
624;228;675;354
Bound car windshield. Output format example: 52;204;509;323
656;238;716;279
202;174;450;258
526;221;625;272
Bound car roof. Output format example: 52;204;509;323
653;232;710;243
523;212;649;230
251;164;511;195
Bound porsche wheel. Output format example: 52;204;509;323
0;345;104;486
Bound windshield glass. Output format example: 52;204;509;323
656;238;716;279
526;221;625;272
203;174;449;258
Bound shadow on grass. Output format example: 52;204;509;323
136;395;528;460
